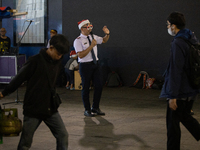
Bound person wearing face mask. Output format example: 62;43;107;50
73;19;110;117
160;12;200;150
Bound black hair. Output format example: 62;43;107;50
50;34;70;54
167;12;186;29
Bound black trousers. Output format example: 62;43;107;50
79;62;103;111
167;95;200;150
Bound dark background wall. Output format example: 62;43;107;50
62;0;200;85
1;0;200;86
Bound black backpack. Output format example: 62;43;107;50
178;37;200;89
105;71;123;87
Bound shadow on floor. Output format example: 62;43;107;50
79;116;151;150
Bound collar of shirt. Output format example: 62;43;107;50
80;33;91;39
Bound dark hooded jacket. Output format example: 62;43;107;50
160;29;199;99
2;48;62;119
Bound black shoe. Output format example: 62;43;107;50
84;110;95;117
91;108;105;116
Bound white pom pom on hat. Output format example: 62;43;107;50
70;50;78;58
78;19;90;29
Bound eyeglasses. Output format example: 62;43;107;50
82;24;93;30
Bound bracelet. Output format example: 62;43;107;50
106;34;110;35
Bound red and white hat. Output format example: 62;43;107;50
78;19;90;29
70;50;77;58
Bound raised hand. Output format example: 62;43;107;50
102;26;110;35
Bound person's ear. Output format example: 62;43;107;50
49;45;54;51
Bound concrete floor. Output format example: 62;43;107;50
0;86;200;150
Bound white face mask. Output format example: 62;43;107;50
168;27;176;36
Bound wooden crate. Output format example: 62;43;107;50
74;70;82;90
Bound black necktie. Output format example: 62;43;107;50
87;36;97;64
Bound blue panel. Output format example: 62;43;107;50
2;0;62;59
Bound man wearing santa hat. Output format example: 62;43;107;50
73;19;110;117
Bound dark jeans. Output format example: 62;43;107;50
17;112;68;150
79;62;103;110
167;95;200;150
65;68;74;85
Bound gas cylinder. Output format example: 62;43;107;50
0;108;22;136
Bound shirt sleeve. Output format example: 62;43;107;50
47;39;50;48
73;60;78;67
73;39;83;53
70;60;78;70
94;35;103;44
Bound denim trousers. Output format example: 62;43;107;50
79;62;103;110
65;68;74;85
167;95;200;150
17;112;68;150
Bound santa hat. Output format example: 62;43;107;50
70;50;77;58
78;19;90;29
